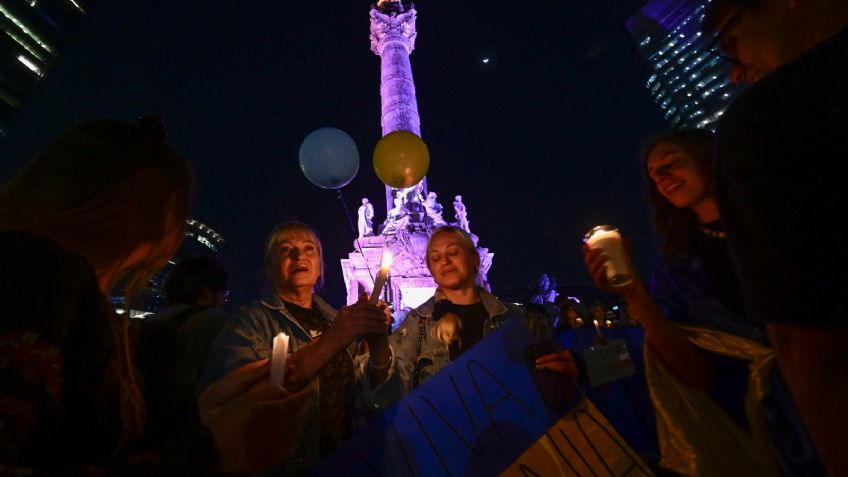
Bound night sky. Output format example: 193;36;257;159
0;1;668;308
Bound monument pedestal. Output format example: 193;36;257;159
340;228;492;314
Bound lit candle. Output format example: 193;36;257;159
370;250;393;305
593;319;602;338
270;332;289;387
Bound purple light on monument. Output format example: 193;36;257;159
370;2;427;213
340;1;494;309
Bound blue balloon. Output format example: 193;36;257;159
299;127;360;189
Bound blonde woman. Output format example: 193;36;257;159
202;221;390;476
0;119;308;475
368;226;577;396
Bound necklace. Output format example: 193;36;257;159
697;224;727;239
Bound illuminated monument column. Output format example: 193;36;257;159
341;0;492;313
370;0;424;213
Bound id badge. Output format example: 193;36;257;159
584;338;635;387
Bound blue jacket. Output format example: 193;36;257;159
201;294;383;476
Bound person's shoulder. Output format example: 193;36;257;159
182;306;235;324
173;307;235;337
0;230;90;278
236;300;273;319
508;302;553;337
410;296;437;315
197;306;237;319
0;231;103;343
396;305;426;328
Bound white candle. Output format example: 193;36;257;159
583;225;633;287
270;332;289;387
593;319;602;338
370;250;393;305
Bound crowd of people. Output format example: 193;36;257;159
1;0;846;475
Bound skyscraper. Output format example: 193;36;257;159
0;0;89;138
340;0;492;313
626;0;746;129
113;218;225;318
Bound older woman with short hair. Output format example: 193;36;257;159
202;221;390;476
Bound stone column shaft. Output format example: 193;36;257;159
370;6;425;213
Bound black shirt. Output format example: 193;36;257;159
447;301;489;361
716;27;848;325
285;301;355;455
699;220;747;319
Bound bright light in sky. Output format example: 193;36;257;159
482;58;489;63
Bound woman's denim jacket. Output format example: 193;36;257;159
361;287;551;411
201;294;385;477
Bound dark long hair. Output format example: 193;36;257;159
640;128;715;259
0;118;193;444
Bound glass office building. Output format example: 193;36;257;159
113;218;225;317
0;0;88;138
626;0;746;129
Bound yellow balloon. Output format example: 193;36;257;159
373;130;430;188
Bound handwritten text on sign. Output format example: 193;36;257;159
311;319;649;476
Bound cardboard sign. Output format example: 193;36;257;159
502;399;653;476
584;338;636;387
309;319;650;476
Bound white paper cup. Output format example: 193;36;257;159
584;225;633;287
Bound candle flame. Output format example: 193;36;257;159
380;250;393;269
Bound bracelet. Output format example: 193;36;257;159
368;348;393;371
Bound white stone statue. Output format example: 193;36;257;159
453;195;470;233
529;273;559;321
423;191;446;226
383;194;408;234
358;197;375;238
530;273;558;304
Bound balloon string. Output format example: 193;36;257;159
336;189;375;284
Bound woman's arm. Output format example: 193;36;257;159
583;244;717;391
286;296;388;390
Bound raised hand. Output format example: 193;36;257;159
324;293;389;349
582;241;643;297
286;294;391;391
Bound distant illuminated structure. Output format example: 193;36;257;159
182;218;225;254
113;218;225;317
626;0;746;129
0;0;88;139
340;0;492;316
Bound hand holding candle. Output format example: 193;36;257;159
370;250;393;305
593;319;608;346
270;332;289;387
583;225;633;287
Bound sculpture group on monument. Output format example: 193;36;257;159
365;186;467;238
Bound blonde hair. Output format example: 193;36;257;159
425;227;480;346
432;311;462;346
263;221;325;289
426;225;480;278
